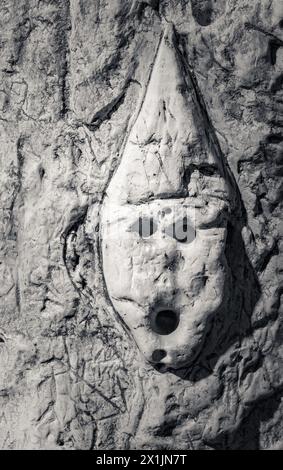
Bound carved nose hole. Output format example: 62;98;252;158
152;349;167;362
150;309;179;335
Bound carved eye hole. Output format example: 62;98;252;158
130;217;157;238
165;217;195;243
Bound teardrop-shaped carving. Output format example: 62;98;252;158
101;26;236;370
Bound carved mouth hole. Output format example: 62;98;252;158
152;349;167;362
150;309;179;335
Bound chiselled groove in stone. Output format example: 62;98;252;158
58;0;71;117
61;204;89;298
88;77;137;130
245;22;283;46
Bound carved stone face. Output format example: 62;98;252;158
101;27;234;370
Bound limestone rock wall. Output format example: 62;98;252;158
0;0;282;450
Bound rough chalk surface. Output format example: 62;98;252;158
0;0;282;450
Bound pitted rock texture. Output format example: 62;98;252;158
0;0;282;450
